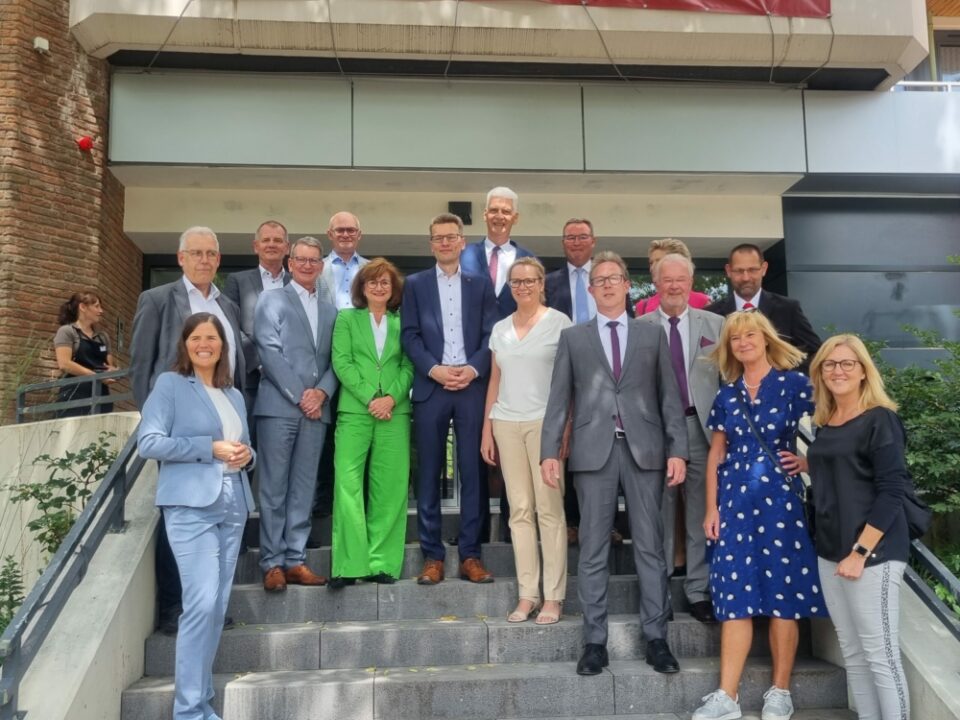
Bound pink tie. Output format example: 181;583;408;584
743;302;754;310
488;246;500;287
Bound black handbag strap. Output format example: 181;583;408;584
735;389;807;502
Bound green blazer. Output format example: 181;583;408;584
332;308;414;415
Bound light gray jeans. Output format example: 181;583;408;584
818;557;910;720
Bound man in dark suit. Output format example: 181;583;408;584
541;250;688;677
544;218;632;546
706;243;821;371
129;225;246;634
254;236;338;592
223;219;291;421
401;212;498;586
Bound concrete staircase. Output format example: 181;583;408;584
121;541;852;720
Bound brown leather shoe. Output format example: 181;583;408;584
459;557;494;584
417;558;445;585
263;566;287;593
285;564;328;586
567;526;579;546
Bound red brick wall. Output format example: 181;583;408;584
0;0;141;418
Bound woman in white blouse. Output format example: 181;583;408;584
482;257;572;624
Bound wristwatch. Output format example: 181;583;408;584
852;542;874;558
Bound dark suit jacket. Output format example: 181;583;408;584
460;239;536;319
706;289;822;372
130;279;245;410
222;267;291;384
400;267;498;403
544;265;635;321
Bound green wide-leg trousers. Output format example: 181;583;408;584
331;411;410;579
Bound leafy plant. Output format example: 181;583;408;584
6;432;118;558
0;332;45;424
0;555;25;636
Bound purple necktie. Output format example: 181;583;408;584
488;246;499;286
668;316;690;408
607;321;624;430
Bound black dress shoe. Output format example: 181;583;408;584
364;572;397;584
223;615;235;630
645;638;679;673
689;600;717;624
576;643;609;676
327;576;356;589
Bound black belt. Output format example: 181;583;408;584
684;407;698;417
614;429;626;439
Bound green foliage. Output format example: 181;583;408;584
6;432;118;558
0;555;25;636
0;332;45;425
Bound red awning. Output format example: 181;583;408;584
538;0;830;18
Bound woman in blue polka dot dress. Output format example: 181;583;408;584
693;311;825;720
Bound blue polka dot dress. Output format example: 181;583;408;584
706;371;826;621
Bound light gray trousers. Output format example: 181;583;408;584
818;558;910;720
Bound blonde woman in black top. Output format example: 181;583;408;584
780;334;911;720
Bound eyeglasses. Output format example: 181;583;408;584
365;279;391;288
290;256;322;267
332;227;359;236
589;274;626;287
729;267;764;276
430;233;462;245
183;250;219;261
563;234;593;243
485;208;515;217
508;278;540;289
821;359;861;373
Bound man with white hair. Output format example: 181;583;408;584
130;225;246;635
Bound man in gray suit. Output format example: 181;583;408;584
254;236;338;592
223;219;291;417
318;211;369;310
541;250;688;677
129;225;246;633
639;253;722;625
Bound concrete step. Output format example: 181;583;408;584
144;612;792;676
234;541;648;584
122;657;847;720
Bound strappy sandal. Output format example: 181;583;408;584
507;598;541;623
535;601;562;625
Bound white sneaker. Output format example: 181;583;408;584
692;688;742;720
761;685;794;720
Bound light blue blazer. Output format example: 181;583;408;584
138;372;256;510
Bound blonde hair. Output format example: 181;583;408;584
649;238;692;261
509;257;546;303
809;334;898;426
711;310;805;383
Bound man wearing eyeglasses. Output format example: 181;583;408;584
318;211;369;310
541;250;688;677
401;213;498;586
130;225;246;634
253;236;339;592
707;243;821;372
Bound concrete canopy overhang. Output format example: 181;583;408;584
71;0;929;90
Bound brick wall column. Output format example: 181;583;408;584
0;0;142;418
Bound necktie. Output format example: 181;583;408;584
742;302;755;310
607;320;624;430
574;268;589;324
668;316;690;408
488;246;500;288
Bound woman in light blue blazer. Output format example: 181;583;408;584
138;312;255;720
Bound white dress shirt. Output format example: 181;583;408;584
596;310;628;373
657;306;691;384
370;312;388;358
483;238;517;297
259;265;285;291
203;385;243;477
567;260;597;322
293;281;319;345
436;265;467;366
735;290;762;311
183;276;237;376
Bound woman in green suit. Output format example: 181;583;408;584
329;258;414;586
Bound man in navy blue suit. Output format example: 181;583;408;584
401;213;498;585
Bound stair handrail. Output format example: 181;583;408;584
797;424;960;641
15;368;132;423
0;427;146;720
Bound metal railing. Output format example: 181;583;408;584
15;369;132;424
0;430;146;720
893;81;960;92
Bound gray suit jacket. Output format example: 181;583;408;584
253;283;339;422
317;252;369;308
541;317;689;473
638;308;723;436
130;278;245;410
222;267;291;380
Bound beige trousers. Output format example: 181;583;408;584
492;418;567;602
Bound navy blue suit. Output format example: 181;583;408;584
460;240;536;319
401;267;497;561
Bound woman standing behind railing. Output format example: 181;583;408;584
780;335;912;720
53;291;118;416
